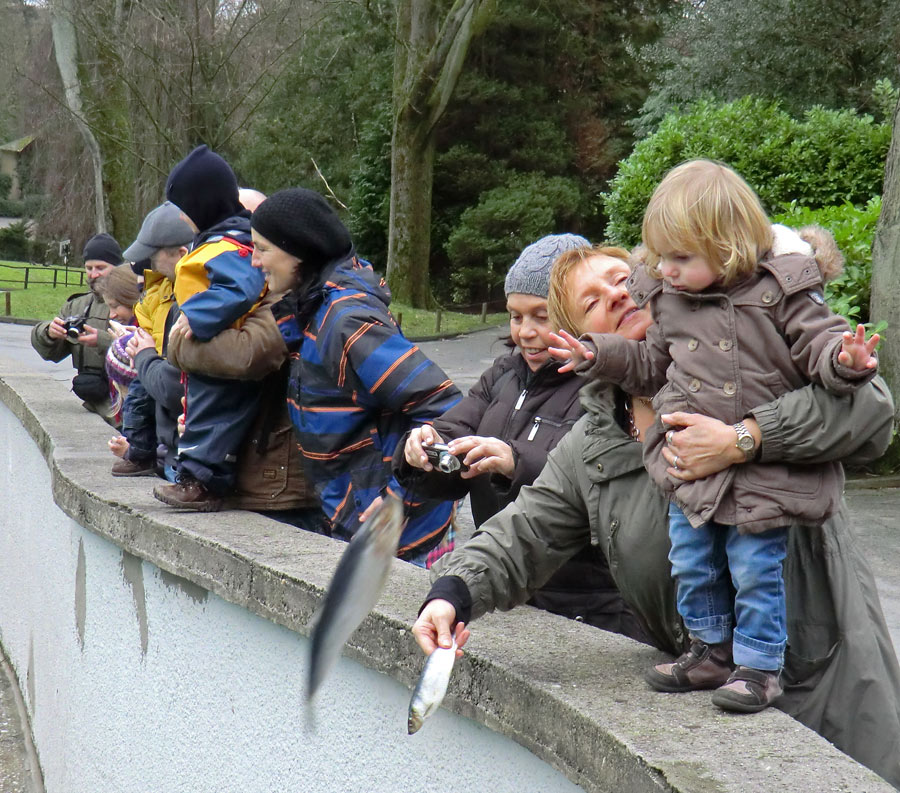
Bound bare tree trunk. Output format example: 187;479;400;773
870;92;900;417
386;0;493;307
49;0;108;233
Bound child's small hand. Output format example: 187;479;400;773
548;329;595;373
837;324;879;372
108;435;129;458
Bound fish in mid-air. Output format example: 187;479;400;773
408;638;458;734
306;495;404;701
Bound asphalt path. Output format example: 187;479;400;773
2;318;899;652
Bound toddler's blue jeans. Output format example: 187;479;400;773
668;503;787;671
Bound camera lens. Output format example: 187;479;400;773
437;452;461;474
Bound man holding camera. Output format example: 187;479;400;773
31;233;121;419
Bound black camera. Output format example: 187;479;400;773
423;442;468;474
63;315;87;340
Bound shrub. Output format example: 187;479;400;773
772;198;881;327
444;172;583;303
603;97;890;246
0;221;33;261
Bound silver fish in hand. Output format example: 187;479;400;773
307;495;404;701
408;639;457;734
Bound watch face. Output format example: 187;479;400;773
738;435;755;451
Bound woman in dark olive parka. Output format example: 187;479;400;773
413;230;900;788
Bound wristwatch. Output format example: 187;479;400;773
732;421;757;461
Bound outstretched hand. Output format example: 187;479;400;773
838;324;879;372
548;329;595;373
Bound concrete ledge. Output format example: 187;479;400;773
0;358;893;793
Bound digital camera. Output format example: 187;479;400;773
63;315;87;341
423;442;468;474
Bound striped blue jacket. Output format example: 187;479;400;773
285;255;461;558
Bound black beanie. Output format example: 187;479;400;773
251;188;352;270
165;145;241;233
82;233;123;265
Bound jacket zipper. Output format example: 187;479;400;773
514;389;527;410
527;416;541;441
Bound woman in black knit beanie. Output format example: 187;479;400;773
249;188;461;567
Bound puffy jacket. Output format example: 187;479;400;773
392;350;643;632
429;376;900;787
287;255;462;557
395;350;583;524
134;271;176;354
582;229;874;533
174;214;266;341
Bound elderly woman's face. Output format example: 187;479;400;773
251;230;301;294
567;255;653;340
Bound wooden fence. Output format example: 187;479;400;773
0;262;85;289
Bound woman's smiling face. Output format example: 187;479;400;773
250;230;301;294
507;293;553;371
567;254;653;340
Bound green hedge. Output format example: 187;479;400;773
771;199;881;327
603;97;890;246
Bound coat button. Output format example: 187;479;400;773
762;291;774;304
687;339;699;351
597;462;604;472
723;381;736;395
690;302;699;311
719;299;728;310
688;378;701;392
610;519;619;531
718;339;733;351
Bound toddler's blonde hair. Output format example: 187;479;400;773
642;159;772;286
548;245;630;335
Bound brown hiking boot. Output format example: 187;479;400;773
645;638;734;693
711;666;783;713
153;478;223;512
111;458;157;477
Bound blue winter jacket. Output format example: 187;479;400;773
175;213;266;341
284;255;461;557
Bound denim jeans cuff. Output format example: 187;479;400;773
733;629;785;671
684;615;732;645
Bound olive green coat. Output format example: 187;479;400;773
435;377;900;787
30;291;112;372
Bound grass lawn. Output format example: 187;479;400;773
392;303;507;338
0;258;507;337
0;260;87;320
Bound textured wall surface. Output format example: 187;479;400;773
0;400;582;793
0;359;893;793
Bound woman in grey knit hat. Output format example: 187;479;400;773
393;234;649;636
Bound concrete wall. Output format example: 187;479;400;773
0;361;893;793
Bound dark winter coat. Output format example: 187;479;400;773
582;232;874;533
286;255;462;558
429;376;900;788
394;350;645;635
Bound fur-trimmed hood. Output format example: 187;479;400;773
770;224;843;282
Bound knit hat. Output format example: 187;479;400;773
124;201;196;262
251;188;352;271
105;333;137;389
82;233;123;266
504;233;590;298
165;145;241;233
